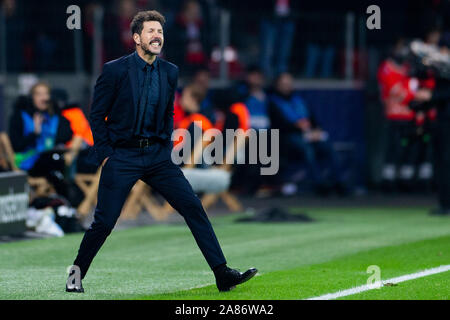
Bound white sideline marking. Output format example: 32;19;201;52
307;264;450;300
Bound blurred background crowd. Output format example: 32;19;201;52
1;0;450;236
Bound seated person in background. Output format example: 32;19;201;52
8;82;74;200
269;72;346;195
174;79;214;165
179;67;249;133
175;78;212;128
61;102;97;174
189;66;216;123
175;77;215;130
237;66;271;130
211;88;251;192
212;88;250;134
174;79;233;193
52;88;97;174
233;66;272;194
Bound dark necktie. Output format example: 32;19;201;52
136;65;151;134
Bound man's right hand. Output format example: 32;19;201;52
101;157;109;167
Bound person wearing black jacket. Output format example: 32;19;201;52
66;11;257;294
415;75;450;215
8;82;73;198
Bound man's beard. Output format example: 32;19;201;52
141;42;160;55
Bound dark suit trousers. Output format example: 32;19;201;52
73;143;227;279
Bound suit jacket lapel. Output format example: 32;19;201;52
127;55;139;121
157;61;168;133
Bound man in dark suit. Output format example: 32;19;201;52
66;10;257;293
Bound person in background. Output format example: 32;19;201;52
410;28;442;191
413;38;450;215
51;88;97;175
377;37;436;192
191;65;211;94
237;66;271;130
173;76;214;164
8;82;74;200
189;66;216;123
186;66;250;134
175;76;210;127
211;88;250;135
260;0;296;79
51;88;94;149
269;72;346;195
169;0;210;75
233;66;272;194
412;108;436;192
104;0;138;61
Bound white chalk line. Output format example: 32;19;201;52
307;264;450;300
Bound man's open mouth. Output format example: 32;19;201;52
150;39;161;48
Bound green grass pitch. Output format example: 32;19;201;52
0;207;449;300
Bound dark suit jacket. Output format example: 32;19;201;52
88;52;179;166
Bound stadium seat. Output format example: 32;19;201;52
0;132;55;199
158;126;245;216
75;168;102;216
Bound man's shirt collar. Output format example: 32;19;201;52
134;51;159;71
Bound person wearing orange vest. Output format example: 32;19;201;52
60;103;99;174
173;81;214;159
61;105;94;147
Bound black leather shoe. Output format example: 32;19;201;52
66;283;84;293
66;271;84;293
215;267;258;292
66;285;84;293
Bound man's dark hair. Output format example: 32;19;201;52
131;10;166;35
